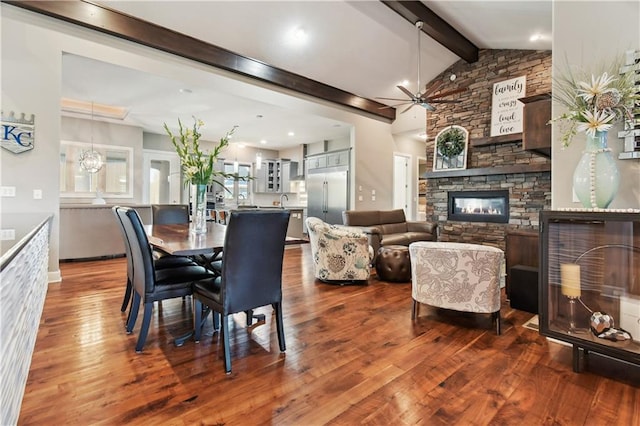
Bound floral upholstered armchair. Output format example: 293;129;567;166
409;241;505;334
306;217;374;283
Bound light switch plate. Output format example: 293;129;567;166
33;189;42;199
1;186;16;197
1;229;16;240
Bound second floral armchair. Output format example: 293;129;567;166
306;216;374;283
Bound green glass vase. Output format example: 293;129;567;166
572;131;620;208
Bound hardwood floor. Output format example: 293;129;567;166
19;245;639;425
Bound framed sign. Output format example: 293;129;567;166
490;76;526;137
433;125;468;171
1;112;35;154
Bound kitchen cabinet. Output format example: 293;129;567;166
539;210;640;372
254;159;294;193
520;93;551;158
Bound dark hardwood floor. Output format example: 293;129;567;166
19;245;639;425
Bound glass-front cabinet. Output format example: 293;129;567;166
540;210;640;372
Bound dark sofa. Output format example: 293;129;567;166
342;209;437;255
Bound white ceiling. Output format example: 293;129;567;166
61;0;552;150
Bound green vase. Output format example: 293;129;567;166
191;184;208;234
572;131;620;208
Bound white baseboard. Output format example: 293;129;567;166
48;270;62;283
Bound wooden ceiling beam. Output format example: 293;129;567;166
381;0;479;63
4;0;396;121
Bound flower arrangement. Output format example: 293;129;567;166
551;55;639;147
163;117;237;186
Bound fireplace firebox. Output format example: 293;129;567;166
448;190;509;223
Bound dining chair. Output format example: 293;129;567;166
115;206;216;352
112;207;197;316
152;203;224;273
192;209;290;373
152;204;189;225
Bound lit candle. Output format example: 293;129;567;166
560;263;581;298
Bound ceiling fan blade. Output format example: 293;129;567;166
419;102;437;112
430;99;462;104
375;97;411;101
423;80;445;97
429;87;468;100
401;103;417;114
397;85;416;99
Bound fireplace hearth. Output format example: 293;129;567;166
448;190;509;223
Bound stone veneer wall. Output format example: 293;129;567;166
423;49;552;250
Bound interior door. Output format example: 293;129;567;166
393;154;411;217
143;150;181;204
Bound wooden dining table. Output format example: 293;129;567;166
145;222;227;257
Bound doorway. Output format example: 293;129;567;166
393;153;411;218
142;150;182;204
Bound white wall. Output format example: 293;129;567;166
552;1;640;209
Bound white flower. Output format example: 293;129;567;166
577;72;617;103
575;108;615;137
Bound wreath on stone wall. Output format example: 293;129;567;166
436;127;465;158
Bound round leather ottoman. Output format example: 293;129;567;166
375;245;411;282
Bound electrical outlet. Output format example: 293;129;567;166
358;195;363;201
1;229;16;240
33;189;42;199
371;195;376;201
1;186;16;197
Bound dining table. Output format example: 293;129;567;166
145;221;227;257
145;221;228;346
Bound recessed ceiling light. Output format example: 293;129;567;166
288;131;295;137
529;33;543;42
260;140;267;145
399;80;409;87
179;88;192;94
289;27;308;45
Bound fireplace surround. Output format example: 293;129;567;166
448;190;509;223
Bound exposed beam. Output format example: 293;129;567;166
381;0;479;63
4;0;396;121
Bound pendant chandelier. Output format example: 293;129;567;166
79;101;103;173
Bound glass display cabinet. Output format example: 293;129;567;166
539;210;640;372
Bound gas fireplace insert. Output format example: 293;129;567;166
448;190;509;223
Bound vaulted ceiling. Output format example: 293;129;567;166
8;1;552;149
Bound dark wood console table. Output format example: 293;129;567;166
539;210;640;373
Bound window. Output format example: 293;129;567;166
60;140;133;198
222;162;251;203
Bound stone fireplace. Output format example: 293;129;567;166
448;190;509;224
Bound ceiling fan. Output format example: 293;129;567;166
377;21;467;113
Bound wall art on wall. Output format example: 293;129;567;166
1;111;35;154
433;125;468;171
490;76;526;137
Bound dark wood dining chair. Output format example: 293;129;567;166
192;209;290;373
115;206;216;352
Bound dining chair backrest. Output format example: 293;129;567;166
112;206;134;283
152;204;189;225
220;209;290;314
116;206;156;297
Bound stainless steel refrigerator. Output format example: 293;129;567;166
306;166;349;224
